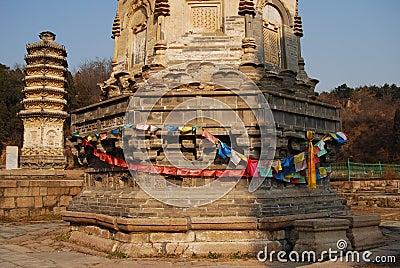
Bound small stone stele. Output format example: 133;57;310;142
6;146;19;170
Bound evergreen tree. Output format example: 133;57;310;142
0;63;24;153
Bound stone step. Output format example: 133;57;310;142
68;187;347;219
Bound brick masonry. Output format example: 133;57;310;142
331;179;400;208
0;170;84;218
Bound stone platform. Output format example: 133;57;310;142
337;214;385;251
2;219;399;267
293;218;351;257
63;175;350;257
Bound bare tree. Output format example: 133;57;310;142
70;57;112;109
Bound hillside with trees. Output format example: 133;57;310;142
318;84;400;163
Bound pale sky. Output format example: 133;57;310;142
1;0;399;92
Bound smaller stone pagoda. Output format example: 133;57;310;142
19;31;68;168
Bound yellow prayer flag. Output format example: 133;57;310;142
179;126;193;134
271;160;282;172
294;152;305;164
237;152;248;162
307;130;317;190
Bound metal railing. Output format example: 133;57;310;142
330;160;400;181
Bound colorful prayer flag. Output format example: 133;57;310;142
136;124;150;131
149;125;159;133
100;133;107;141
167;126;179;132
315;140;328;157
111;128;120;135
230;150;242;166
218;142;232;159
271;160;282;172
294;152;307;172
258;160;273;177
124;124;134;129
330;132;347;143
179;126;193;134
246;158;259;177
202;129;218;143
281;156;295;178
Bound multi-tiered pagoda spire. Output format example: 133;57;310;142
19;31;68;168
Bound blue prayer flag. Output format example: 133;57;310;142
218;142;232;159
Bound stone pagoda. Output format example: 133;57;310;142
62;0;358;257
19;31;68;169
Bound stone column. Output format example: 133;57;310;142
151;0;170;70
238;0;263;80
239;0;256;38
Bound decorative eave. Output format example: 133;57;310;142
112;12;121;39
24;54;67;62
22;97;67;105
24;74;67;83
23;86;66;95
24;54;68;68
19;109;68;118
238;0;256;16
26;40;66;53
154;0;170;19
25;64;67;73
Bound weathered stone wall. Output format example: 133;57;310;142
331;179;400;208
0;170;84;218
68;172;348;219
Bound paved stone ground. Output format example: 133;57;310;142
0;217;398;268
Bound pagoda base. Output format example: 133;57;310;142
20;154;66;169
62;173;350;257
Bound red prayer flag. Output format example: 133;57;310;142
202;130;218;143
246;158;260;177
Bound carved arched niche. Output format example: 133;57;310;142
127;7;148;68
263;4;283;67
257;0;293;68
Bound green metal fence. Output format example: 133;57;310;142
330;160;400;181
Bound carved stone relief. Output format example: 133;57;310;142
187;1;222;33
